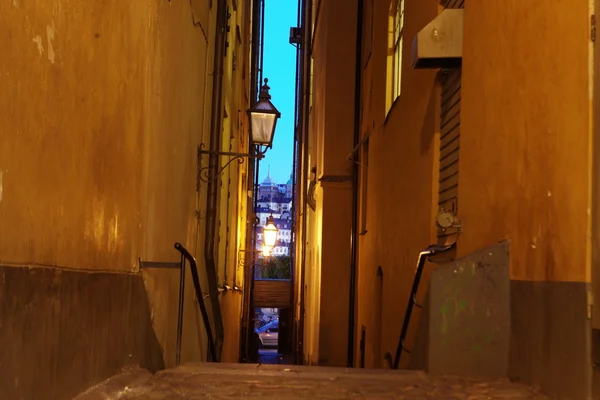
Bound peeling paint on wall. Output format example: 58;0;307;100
107;214;120;254
32;36;44;56
46;23;55;64
84;196;106;250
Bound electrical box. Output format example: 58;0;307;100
289;27;302;45
411;9;464;69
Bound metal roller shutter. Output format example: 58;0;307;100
440;0;464;8
437;0;463;239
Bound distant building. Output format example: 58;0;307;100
255;169;293;257
258;168;280;201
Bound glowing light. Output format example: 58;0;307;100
262;245;272;257
263;215;278;247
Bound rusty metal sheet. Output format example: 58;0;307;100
429;241;510;378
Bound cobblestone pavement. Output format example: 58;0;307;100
76;363;552;399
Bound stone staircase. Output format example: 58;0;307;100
74;363;550;399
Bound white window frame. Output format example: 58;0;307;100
386;0;405;113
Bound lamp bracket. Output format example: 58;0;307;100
237;249;274;268
196;145;265;186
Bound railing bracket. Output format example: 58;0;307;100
392;243;455;369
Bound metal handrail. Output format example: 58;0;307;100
393;243;454;369
176;253;185;365
174;242;218;362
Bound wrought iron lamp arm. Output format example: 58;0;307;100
197;146;266;185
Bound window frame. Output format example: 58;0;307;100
386;0;405;114
392;0;404;99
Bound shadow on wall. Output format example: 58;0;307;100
406;286;431;371
0;265;164;400
420;80;438;156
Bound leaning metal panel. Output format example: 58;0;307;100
429;241;510;378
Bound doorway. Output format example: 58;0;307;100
253;307;293;364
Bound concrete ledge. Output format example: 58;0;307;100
73;368;152;400
509;279;591;399
0;265;164;400
428;241;592;399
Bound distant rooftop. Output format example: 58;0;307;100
259;168;294;186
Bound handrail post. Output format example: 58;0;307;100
176;253;185;366
174;242;218;362
393;244;453;369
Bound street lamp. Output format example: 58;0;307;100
262;246;272;258
197;78;281;185
239;215;279;260
248;79;281;149
262;215;279;248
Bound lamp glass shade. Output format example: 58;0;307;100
263;217;278;248
247;78;280;148
250;111;277;146
262;245;272;257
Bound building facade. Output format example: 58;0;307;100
255;172;293;256
0;0;255;398
294;0;596;398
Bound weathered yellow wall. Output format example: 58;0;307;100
459;0;591;283
301;0;324;365
1;1;148;270
215;0;249;364
305;0;592;396
303;0;438;368
301;0;356;367
302;178;322;365
352;0;440;369
0;0;250;369
347;0;591;371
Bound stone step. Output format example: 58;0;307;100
73;368;152;400
75;363;551;399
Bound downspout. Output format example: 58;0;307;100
251;0;265;296
258;0;266;90
252;160;260;265
297;0;313;365
204;0;228;362
290;0;304;266
240;0;262;363
347;0;363;368
288;0;303;361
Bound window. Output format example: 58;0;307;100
386;0;404;112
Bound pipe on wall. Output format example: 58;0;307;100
290;0;306;363
347;0;363;368
297;0;313;365
203;0;229;362
239;0;264;363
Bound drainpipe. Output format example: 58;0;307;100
239;0;263;363
203;0;228;362
288;0;302;362
297;0;313;365
347;0;363;368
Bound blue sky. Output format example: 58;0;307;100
257;0;298;184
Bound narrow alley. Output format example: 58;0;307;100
1;0;598;399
